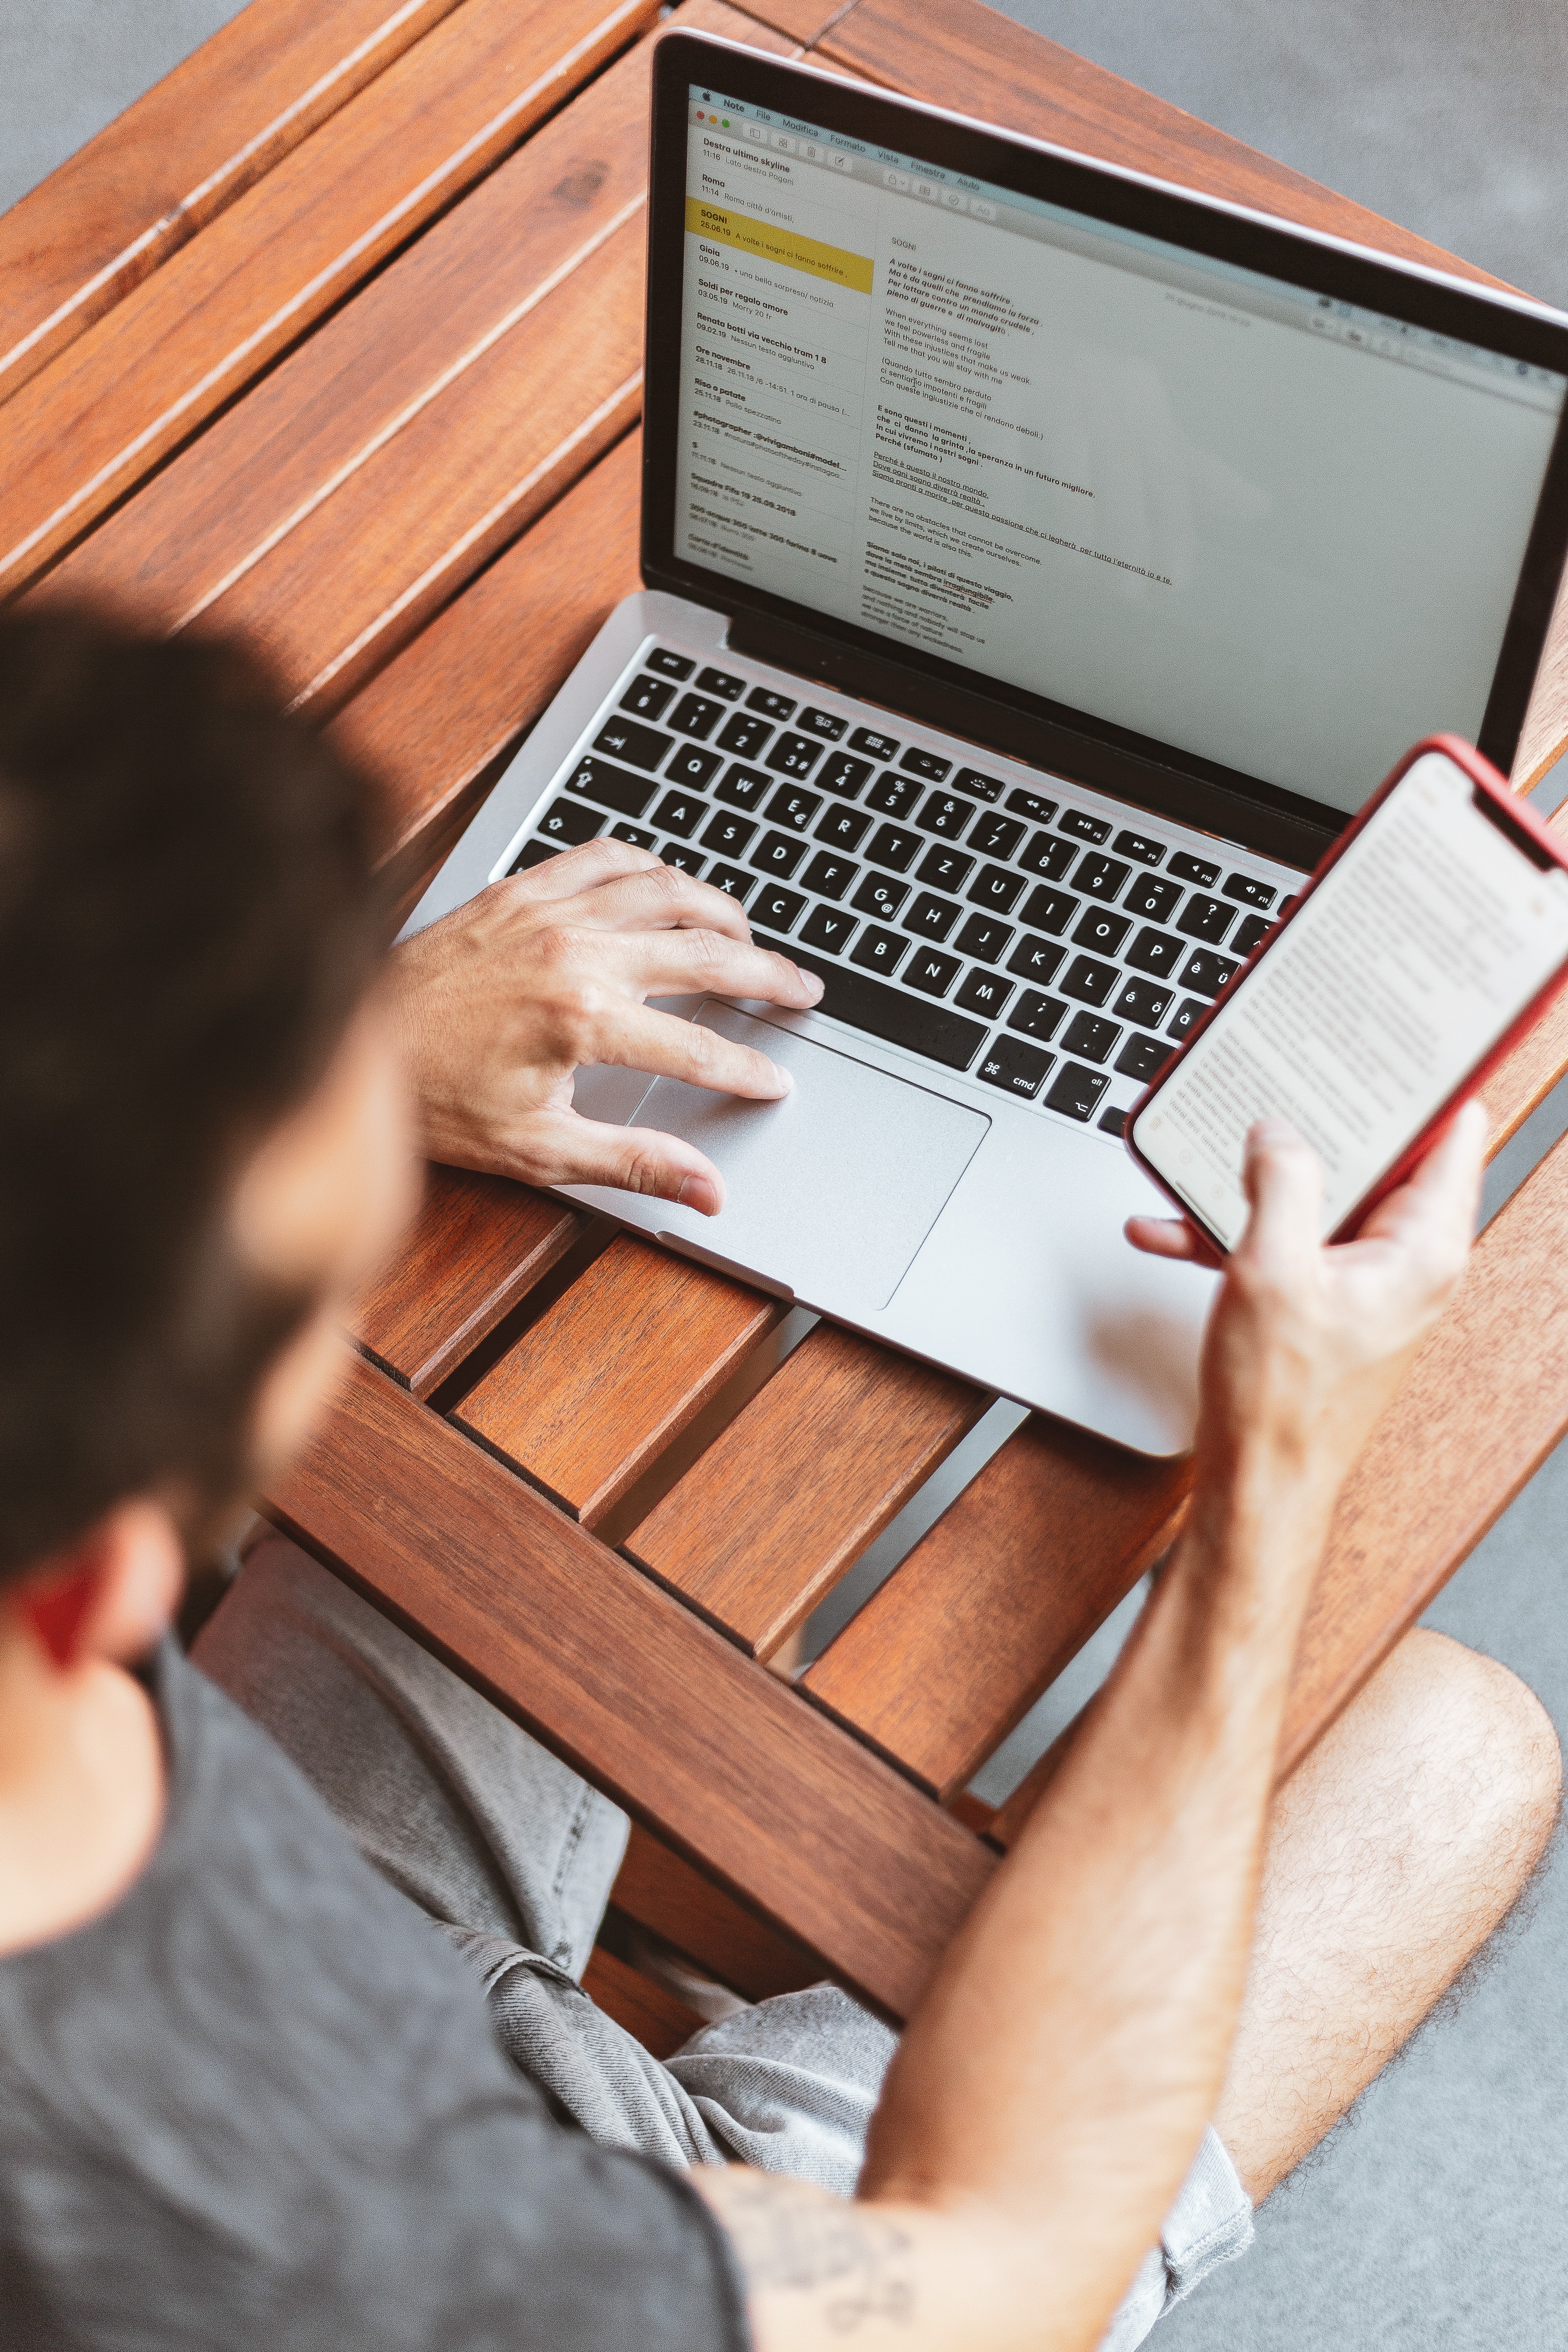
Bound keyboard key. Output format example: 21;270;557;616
978;1036;1054;1099
1062;1010;1121;1063
1280;896;1299;918
620;673;676;721
905;891;961;941
1098;1106;1127;1137
661;844;706;876
1071;906;1131;956
868;824;921;873
1072;853;1131;903
717;763;770;811
1059;807;1111;844
900;746;952;782
967;864;1027;915
665;744;724;791
1178;894;1236;944
1169;850;1220;888
509;839;559;873
1114;976;1173;1026
1224;872;1276;908
765;785;822;831
1008;934;1067;984
952;765;1005;802
1125;925;1184;978
917;844;973;893
592;718;672;771
646;647;695;678
717;711;774;760
918;790;976;838
1009;990;1067;1042
1124;874;1183;925
956;968;1015;1018
865;771;922;819
610;821;657;849
1167;996;1206;1041
767;732;824;781
651;789;708;839
801;904;856;955
1116;1031;1171;1082
746;686;796;720
1181;948;1239;997
1113;829;1166;866
1020;883;1078;934
536;796;602;846
954;913;1014;963
1006;787;1060;826
801;850;858;900
819;752;874;798
707;864;755;903
786;947;986;1070
702;811;757;857
850;925;908;977
969;812;1026;861
752;830;806;879
1046;1062;1111;1121
798;706;847;739
566;755;657;820
906;946;962;996
1231;913;1272;958
1061;954;1118;1007
852;871;909;921
815;804;872;852
697;665;745;700
1021;831;1078;881
670;692;725;739
849;724;900;761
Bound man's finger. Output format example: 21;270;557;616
487;1106;728;1214
1236;1118;1323;1264
590;999;795;1100
608;928;823;1011
1125;1214;1209;1263
499;836;661;902
548;861;759;943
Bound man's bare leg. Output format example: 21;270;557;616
1216;1627;1561;2203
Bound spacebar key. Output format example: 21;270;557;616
783;947;986;1072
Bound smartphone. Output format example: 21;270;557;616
1127;736;1568;1254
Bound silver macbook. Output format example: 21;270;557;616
405;32;1568;1456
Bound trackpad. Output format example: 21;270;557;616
635;1004;988;1312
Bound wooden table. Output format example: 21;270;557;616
7;0;1568;2043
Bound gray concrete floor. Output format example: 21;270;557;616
8;2;1567;2343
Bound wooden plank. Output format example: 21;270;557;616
1278;1120;1568;1776
610;1822;822;2000
627;1322;987;1658
581;1943;705;2057
0;0;466;407
330;430;643;891
266;1351;993;2020
0;0;658;599
456;1236;787;1528
1514;571;1568;798
350;1167;583;1397
802;1416;1189;1801
747;0;854;41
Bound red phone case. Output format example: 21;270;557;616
1123;733;1568;1257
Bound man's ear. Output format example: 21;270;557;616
18;1502;185;1672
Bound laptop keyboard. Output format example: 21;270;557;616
497;642;1304;1140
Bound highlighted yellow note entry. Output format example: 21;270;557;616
685;198;873;293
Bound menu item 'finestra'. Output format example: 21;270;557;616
1129;750;1568;1249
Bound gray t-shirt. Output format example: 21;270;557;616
0;1643;748;2351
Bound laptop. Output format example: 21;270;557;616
404;30;1568;1457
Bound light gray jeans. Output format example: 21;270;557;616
194;1533;1252;2343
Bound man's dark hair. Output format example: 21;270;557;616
0;608;381;1579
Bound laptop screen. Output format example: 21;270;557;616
664;68;1568;819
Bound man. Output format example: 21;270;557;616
0;607;1557;2350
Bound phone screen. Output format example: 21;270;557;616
1131;752;1568;1248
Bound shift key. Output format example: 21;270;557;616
564;755;657;821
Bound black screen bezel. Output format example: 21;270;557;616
643;32;1568;845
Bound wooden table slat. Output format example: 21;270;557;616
610;1822;823;2000
0;0;468;406
267;1350;993;2020
581;1942;706;2056
456;1235;788;1528
626;1321;987;1657
1;0;659;601
803;1414;1189;1799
